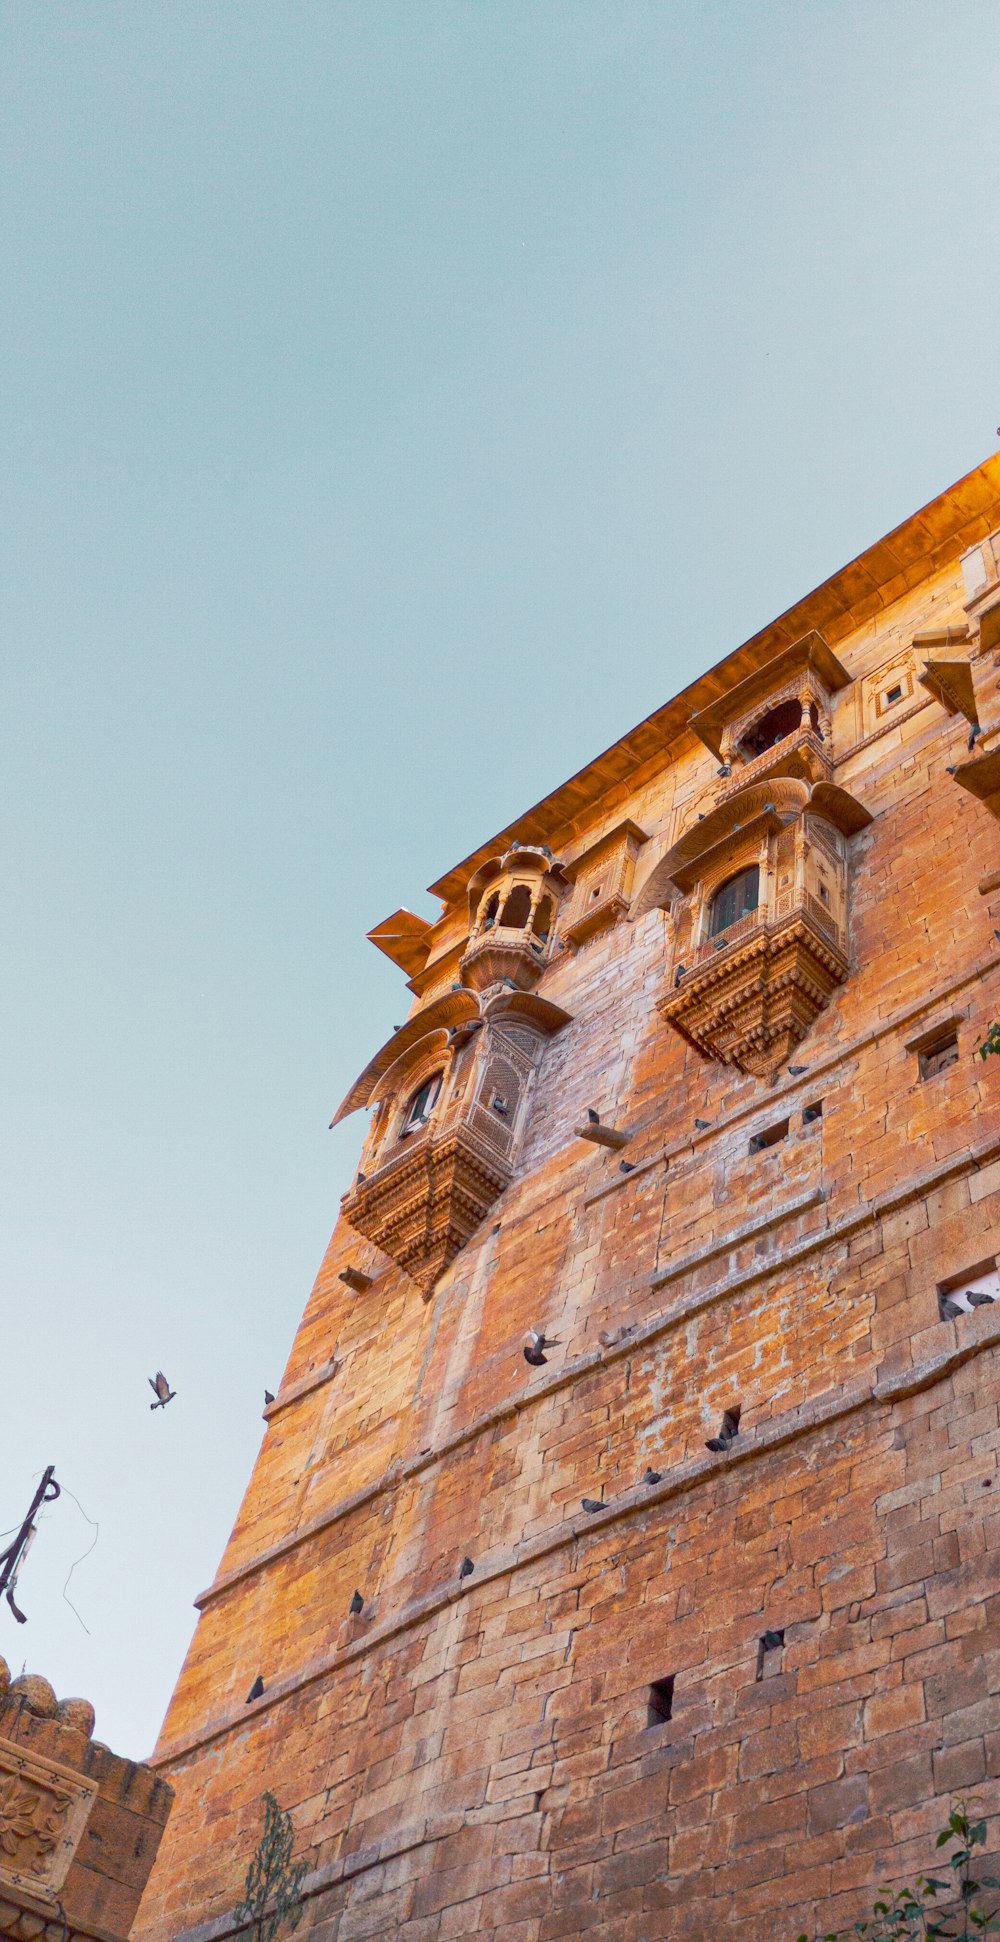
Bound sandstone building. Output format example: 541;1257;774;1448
0;1658;172;1942
138;456;1000;1940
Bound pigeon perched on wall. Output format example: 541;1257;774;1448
642;1468;663;1486
348;1589;364;1616
264;1390;275;1406
580;1498;604;1514
149;1372;176;1411
587;1108;600;1124
459;1557;475;1579
245;1676;264;1704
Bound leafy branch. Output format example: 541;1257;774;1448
795;1802;1000;1940
976;1024;1000;1062
233;1792;308;1942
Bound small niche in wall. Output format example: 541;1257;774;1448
756;1629;785;1681
647;1676;675;1726
938;1259;1000;1320
749;1119;789;1155
907;1018;961;1081
802;1099;823;1125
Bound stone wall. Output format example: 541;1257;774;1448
0;1664;172;1942
135;460;1000;1941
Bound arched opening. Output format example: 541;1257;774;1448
481;891;500;929
738;698;802;761
709;864;760;938
399;1071;443;1139
500;883;532;930
531;895;553;942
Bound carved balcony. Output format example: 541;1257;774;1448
340;1122;513;1297
459;842;565;995
334;983;571;1296
634;776;872;1080
658;900;849;1078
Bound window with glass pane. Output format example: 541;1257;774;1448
400;1073;442;1137
709;865;760;937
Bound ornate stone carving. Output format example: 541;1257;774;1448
560;821;648;950
341;1125;512;1296
0;1742;97;1903
658;911;849;1077
460;843;565;995
642;777;871;1078
340;991;571;1294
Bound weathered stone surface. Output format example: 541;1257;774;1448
136;455;1000;1942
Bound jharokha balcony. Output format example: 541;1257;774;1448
646;775;872;1079
459;841;565;994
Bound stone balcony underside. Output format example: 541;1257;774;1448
458;925;547;993
659;908;848;1078
341;1125;512;1297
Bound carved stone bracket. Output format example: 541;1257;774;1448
658;913;849;1078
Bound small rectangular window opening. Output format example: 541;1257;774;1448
885;683;903;706
749;1119;789;1155
802;1100;823;1125
647;1675;675;1726
938;1259;1000;1321
918;1029;959;1081
756;1629;785;1681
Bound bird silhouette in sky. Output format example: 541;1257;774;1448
149;1372;176;1411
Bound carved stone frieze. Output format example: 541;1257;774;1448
341;1125;512;1297
657;911;848;1078
0;1741;97;1904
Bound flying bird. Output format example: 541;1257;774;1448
264;1390;275;1406
348;1589;364;1616
149;1372;175;1411
524;1328;558;1366
642;1468;663;1487
245;1676;264;1704
580;1498;604;1514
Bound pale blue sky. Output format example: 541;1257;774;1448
2;2;997;1759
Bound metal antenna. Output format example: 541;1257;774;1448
0;1466;60;1624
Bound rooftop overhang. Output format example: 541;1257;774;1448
918;659;978;724
366;909;435;977
686;632;851;760
630;778;873;915
330;988;479;1124
424;453;1000;908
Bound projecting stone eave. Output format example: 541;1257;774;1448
425;451;1000;908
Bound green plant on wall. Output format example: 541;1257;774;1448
795;1804;999;1940
976;1024;1000;1061
233;1792;308;1942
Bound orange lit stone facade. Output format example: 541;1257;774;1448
138;458;1000;1942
